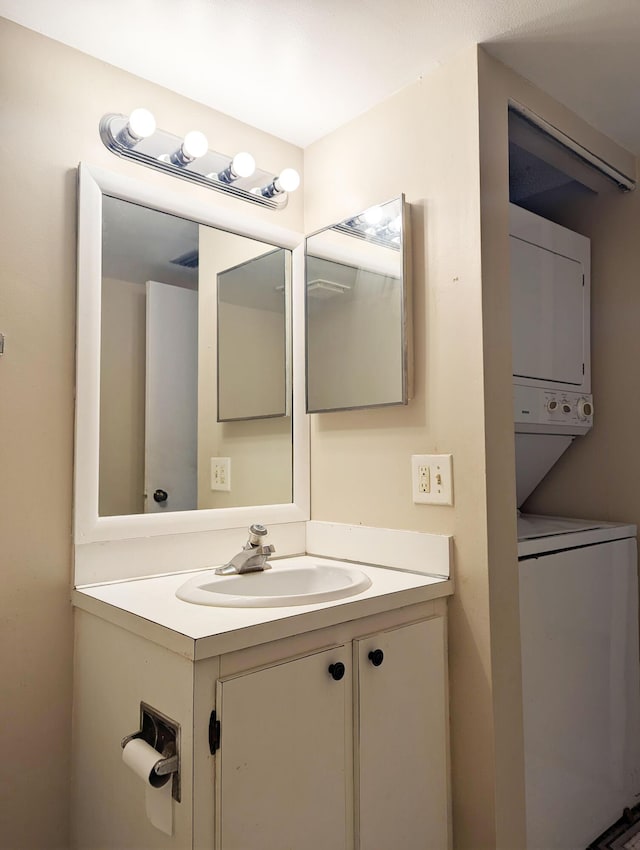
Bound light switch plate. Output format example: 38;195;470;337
411;454;453;505
211;457;231;491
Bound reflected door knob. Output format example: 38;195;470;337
328;662;345;681
368;649;384;667
153;489;168;503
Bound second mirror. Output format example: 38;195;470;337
305;196;412;413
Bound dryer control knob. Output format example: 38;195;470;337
577;398;594;419
547;399;559;413
562;403;572;415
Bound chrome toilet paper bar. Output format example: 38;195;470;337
121;702;181;802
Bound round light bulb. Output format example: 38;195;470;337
128;108;156;140
277;167;300;193
232;151;256;179
182;130;209;160
363;205;383;226
389;215;402;233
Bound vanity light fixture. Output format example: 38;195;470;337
337;204;402;250
99;111;300;209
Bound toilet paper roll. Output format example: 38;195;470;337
122;738;173;836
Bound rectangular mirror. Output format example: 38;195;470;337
217;248;289;422
100;196;292;517
76;163;308;545
305;196;412;412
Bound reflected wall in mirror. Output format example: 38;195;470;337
99;195;292;518
305;196;412;413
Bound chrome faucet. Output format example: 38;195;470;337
215;524;275;575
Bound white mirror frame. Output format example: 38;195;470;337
75;162;309;550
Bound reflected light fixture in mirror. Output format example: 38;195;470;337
75;163;309;546
305;196;412;413
100;110;301;209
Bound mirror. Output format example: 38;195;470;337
305;196;412;412
100;196;292;517
217;249;289;422
75;163;308;545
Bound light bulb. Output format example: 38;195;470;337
128;108;156;140
115;108;156;148
389;215;402;233
170;130;209;166
277;168;300;193
182;130;209;160
261;167;301;198
363;205;383;226
232;151;256;179
213;151;257;184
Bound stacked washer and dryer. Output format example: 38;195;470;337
511;203;640;849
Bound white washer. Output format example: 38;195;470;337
518;514;640;850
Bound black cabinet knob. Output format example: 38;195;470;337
153;489;168;503
368;649;384;667
328;662;345;681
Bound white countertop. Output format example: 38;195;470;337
73;555;453;660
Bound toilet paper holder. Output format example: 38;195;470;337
122;702;181;802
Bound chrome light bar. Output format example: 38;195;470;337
100;111;300;210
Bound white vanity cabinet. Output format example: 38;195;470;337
72;583;451;850
215;618;449;850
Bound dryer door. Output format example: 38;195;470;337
511;236;585;386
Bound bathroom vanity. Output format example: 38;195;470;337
71;163;452;848
71;559;452;849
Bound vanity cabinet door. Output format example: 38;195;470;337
355;618;449;850
216;646;350;850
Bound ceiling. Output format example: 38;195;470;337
1;0;639;152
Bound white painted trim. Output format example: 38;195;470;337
306;521;451;578
74;163;309;564
75;522;307;586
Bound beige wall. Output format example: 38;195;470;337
523;180;640;520
304;48;506;848
0;17;302;849
476;47;637;848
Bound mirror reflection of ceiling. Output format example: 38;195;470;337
102;196;198;289
2;0;639;151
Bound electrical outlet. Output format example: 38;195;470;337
411;454;453;505
417;464;430;493
211;457;231;491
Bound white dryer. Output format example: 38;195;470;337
510;204;594;507
518;515;640;850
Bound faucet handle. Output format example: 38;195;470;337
261;544;275;555
248;523;268;545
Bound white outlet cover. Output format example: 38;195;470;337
211;457;231;491
411;454;453;505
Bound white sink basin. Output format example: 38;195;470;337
175;561;372;608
